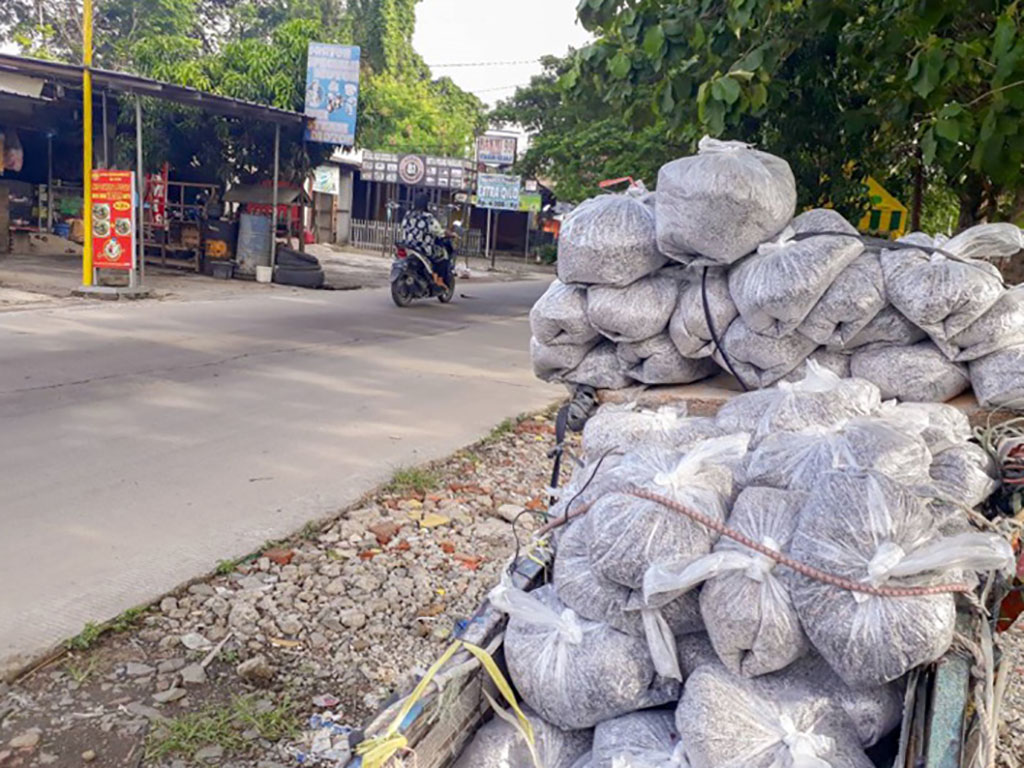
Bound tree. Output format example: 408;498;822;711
566;0;1024;226
492;56;686;202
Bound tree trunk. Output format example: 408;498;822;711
957;175;986;231
911;148;923;231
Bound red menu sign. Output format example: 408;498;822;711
91;170;135;271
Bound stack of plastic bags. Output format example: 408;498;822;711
530;137;1024;407
462;363;1014;768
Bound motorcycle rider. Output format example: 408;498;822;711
400;192;450;287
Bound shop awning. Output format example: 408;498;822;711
223;185;311;206
0;53;306;126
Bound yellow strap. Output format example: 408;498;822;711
354;640;534;768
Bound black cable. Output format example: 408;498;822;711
560;447;618;530
702;266;749;392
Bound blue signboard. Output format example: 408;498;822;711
305;43;360;146
476;173;522;211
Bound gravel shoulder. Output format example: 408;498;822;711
0;412;569;767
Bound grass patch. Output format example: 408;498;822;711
215;559;240;575
110;606;146;633
386;466;439;496
299;521;321;541
67;622;103;651
64;656;98;684
145;695;299;761
483;417;517;445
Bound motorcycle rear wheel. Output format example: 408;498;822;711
391;280;414;307
438;277;456;304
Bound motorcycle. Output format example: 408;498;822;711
389;223;461;307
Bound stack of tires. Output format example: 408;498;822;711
274;247;325;289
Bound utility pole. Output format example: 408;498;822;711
81;0;94;286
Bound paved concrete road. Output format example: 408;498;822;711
0;281;560;678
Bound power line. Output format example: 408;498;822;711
470;83;531;94
428;59;542;68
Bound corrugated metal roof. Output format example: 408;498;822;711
0;53;306;126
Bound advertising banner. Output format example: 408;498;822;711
312;165;341;195
519;192;542;213
305;43;361;146
145;165;168;228
91;170;135;271
362;151;475;190
477;173;522;211
476;135;517;166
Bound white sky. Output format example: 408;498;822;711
413;0;593;108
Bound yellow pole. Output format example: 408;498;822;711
81;0;94;285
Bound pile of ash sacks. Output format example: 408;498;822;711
454;367;1016;768
530;137;1024;408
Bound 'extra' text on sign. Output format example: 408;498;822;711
476;174;522;211
305;43;361;146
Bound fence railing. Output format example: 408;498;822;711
349;218;484;257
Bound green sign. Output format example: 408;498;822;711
519;192;542;213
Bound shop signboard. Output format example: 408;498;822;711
91;170;134;271
361;151;475;191
312;165;341;195
305;43;361;146
476;135;517;166
519;192;542;213
477;173;522;211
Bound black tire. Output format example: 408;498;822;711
273;265;325;288
391;280;413;307
438;277;456;303
276;247;320;268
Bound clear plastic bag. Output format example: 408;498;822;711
493;581;680;730
531;280;601;347
798;250;887;347
711;316;818;389
729;210;864;338
789;470;1014;687
618;333;718;385
939;222;1024;262
781;349;851;382
453;705;593;768
714;361;881;441
532;337;597;383
676;632;720;678
832;305;927;353
588;271;683;344
564;341;634;390
850;341;970;402
880;244;1004;343
655;137;797;266
591;711;685;768
744;417;932;492
928;443;998;509
581;403;687;459
586;435;749;589
557;192;667;286
669;267;738;359
969;342;1024;408
886;401;971;454
940;286;1024;362
645;487;810;677
677;663;873;768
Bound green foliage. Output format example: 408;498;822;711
67;622;103;651
110;606;147;633
566;0;1024;226
215;559;240;575
145;694;299;761
386;466;440;496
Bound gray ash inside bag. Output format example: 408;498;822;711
831;305;927;353
531;280;601;346
782;348;851;381
587;270;683;343
880;243;1004;344
850;341;970;402
676;663;874;768
928;443;998;508
655;138;796;266
788;470;1013;688
669;267;738;358
590;711;684;768
618;333;718;385
714;361;881;441
969;343;1024;408
564;341;634;390
531;336;597;383
728;209;864;338
453;706;592;768
644;486;810;678
493;582;680;730
555;520;703;638
711;316;818;388
581;402;687;459
557;191;667;286
936;285;1024;362
798;250;887;347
